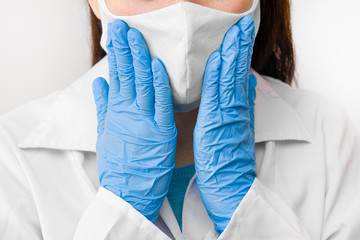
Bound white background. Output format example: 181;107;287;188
291;0;360;131
0;0;359;130
0;0;91;114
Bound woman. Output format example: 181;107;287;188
0;0;359;239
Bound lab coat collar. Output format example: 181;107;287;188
18;57;312;151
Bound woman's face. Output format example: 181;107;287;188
89;0;253;18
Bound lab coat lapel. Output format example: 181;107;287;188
251;71;312;143
18;58;107;151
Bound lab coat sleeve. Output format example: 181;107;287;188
74;187;171;240
321;104;360;239
217;178;312;239
0;124;42;239
217;104;360;240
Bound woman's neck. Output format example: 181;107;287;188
173;108;199;167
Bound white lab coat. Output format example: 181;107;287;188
0;57;359;240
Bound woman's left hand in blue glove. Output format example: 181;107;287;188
193;15;257;234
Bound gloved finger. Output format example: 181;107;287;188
106;23;121;107
218;25;240;109
235;16;255;103
152;58;174;127
244;17;255;74
111;20;136;104
92;77;109;136
200;50;221;110
127;28;155;113
248;74;257;135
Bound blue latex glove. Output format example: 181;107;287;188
92;20;177;223
193;16;257;234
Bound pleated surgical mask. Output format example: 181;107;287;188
98;0;261;112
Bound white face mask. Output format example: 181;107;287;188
98;0;261;112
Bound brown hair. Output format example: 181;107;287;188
89;0;296;85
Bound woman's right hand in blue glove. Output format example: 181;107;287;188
92;20;177;223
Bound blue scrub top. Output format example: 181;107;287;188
166;164;196;231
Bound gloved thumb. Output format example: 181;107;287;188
92;77;109;136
